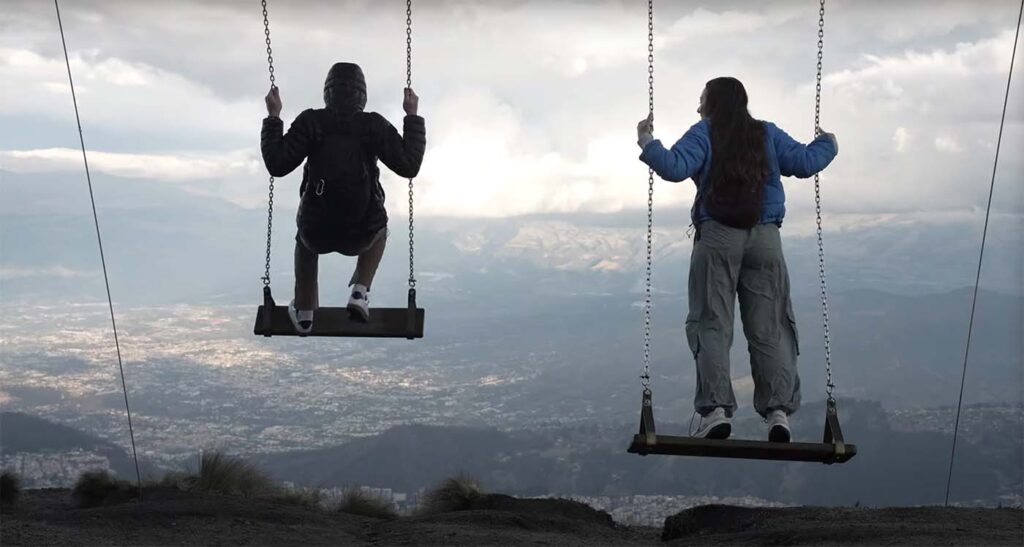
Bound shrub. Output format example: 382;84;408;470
269;486;325;510
150;453;321;510
72;470;137;508
1;470;21;507
151;470;196;490
336;488;397;519
195;451;273;497
419;475;483;514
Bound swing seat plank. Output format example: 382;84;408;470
254;305;424;338
627;434;856;463
628;391;855;463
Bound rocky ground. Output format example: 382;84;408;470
1;489;1021;546
662;504;1023;546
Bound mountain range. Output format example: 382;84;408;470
3;407;1020;507
2;169;1022;307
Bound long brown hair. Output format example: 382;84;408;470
702;77;768;227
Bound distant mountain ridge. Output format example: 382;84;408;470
254;400;1023;507
2;169;1021;306
1;403;1019;506
0;412;140;478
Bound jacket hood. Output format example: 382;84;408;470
323;62;367;112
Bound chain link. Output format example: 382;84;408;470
812;0;835;402
406;0;416;290
641;0;654;390
261;0;276;287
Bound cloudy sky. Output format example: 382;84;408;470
1;0;1022;230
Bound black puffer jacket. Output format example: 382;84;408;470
260;109;426;249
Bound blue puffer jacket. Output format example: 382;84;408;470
639;118;837;225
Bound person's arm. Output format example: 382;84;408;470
772;123;838;178
371;88;426;179
260;87;315;177
637;120;710;182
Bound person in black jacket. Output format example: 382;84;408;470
261;62;426;331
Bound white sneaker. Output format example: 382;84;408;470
767;410;791;443
347;284;370;323
288;299;313;335
692;407;732;439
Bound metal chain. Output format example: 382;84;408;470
812;0;835;402
641;0;654;390
406;0;416;290
261;0;276;287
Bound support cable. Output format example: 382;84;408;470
944;0;1023;507
54;0;142;499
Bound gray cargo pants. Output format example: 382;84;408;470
686;219;801;418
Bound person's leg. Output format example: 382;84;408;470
737;223;801;419
294;237;319;311
348;227;388;289
344;228;387;323
686;220;745;418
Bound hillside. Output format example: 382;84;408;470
254;401;1022;507
1;489;1020;546
0;412;142;479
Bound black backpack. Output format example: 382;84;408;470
297;114;374;240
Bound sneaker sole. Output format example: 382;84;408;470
696;422;731;440
708;423;731;440
769;425;791;443
347;304;369;324
288;305;312;336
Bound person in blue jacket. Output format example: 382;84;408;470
636;77;838;442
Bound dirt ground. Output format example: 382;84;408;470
1;489;1020;546
663;504;1024;546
